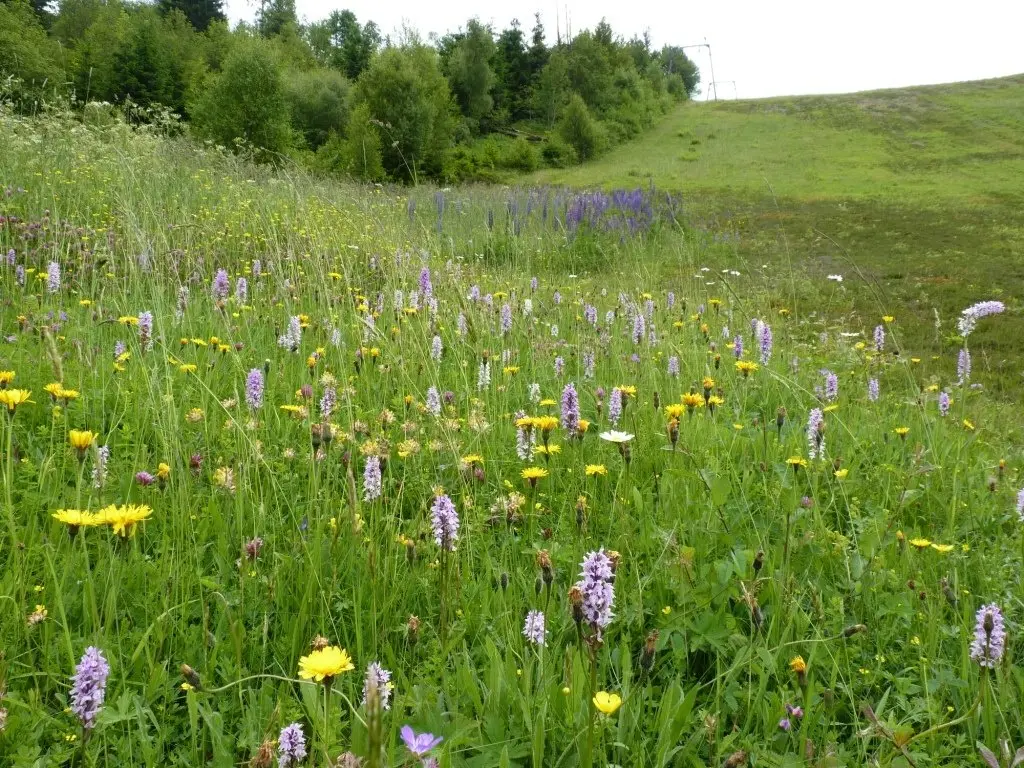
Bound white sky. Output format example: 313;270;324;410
226;0;1024;98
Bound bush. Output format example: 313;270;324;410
284;67;350;150
0;0;66;110
504;137;538;171
540;136;578;168
314;102;384;181
190;36;291;159
354;44;455;182
557;93;602;161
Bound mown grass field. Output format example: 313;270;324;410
534;75;1024;398
0;97;1021;768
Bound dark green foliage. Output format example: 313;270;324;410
191;35;291;158
493;20;531;122
283;67;350;149
355;44;455;181
256;0;294;38
443;19;496;129
14;4;698;181
558;93;603;160
540;135;577;167
306;10;380;80
314;104;384;181
660;46;700;97
158;0;224;32
112;8;193;112
0;0;65;107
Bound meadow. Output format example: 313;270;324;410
0;101;1022;768
534;75;1024;399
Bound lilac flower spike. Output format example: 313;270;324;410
245;368;264;410
277;722;307;767
211;268;229;300
969;603;1006;668
561;382;580;434
523;610;546;646
70;646;110;729
575;549;615;635
957;301;1004;337
363;456;382;502
401;726;443;757
430;494;459;551
47;261;61;293
362;662;393;710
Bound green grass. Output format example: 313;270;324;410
0;104;1022;768
534;75;1024;397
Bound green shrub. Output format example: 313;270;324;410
0;0;66;110
540;135;577;167
504;137;538;171
557;93;603;161
190;35;291;159
284;67;350;150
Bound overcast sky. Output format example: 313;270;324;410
225;0;1024;99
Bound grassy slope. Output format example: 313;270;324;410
534;75;1024;395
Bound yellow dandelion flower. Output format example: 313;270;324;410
789;656;807;674
297;645;354;681
834;468;849;479
909;537;932;550
0;389;33;413
735;360;758;377
930;543;954;553
585;464;608;477
787;456;808;469
522;466;549;484
0;371;15;386
68;430;96;452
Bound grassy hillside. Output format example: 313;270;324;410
535;75;1024;396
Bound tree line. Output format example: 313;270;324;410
0;0;700;182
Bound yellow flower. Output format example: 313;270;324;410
616;385;637;399
592;691;622;715
534;416;559;433
118;316;139;326
665;404;684;420
535;444;561;456
522;466;549;483
0;371;15;386
909;537;932;550
834;468;849;479
99;504;153;537
538;398;557;407
515;416;536;430
682;393;704;411
585;464;608;477
894;426;910;438
787;456;808;469
460;454;484;466
931;543;954;553
68;430;96;452
297;645;354;681
52;508;100;528
661;606;672;615
789;656;807;674
735;360;758;377
503;366;519;375
882;315;895;323
0;389;33;413
962;419;975;431
156;462;171;480
577;419;590;433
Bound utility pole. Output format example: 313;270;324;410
711;80;738;99
682;41;717;101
